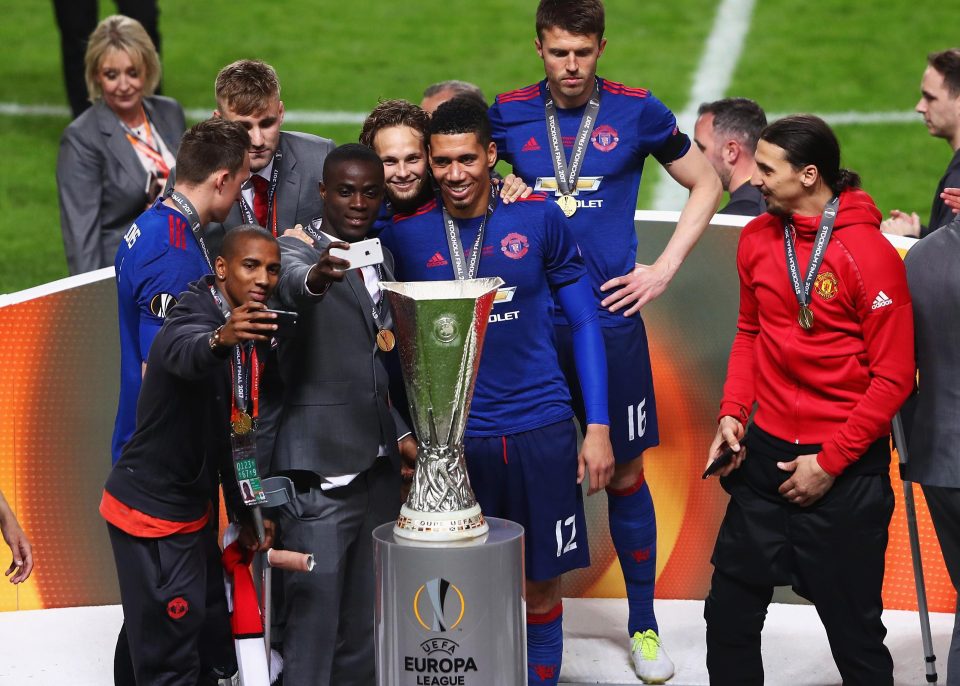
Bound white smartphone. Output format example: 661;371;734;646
329;237;384;270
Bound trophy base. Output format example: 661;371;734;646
374;517;526;685
394;504;489;541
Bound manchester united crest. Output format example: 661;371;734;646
814;272;840;301
500;232;529;260
591;124;619;152
167;596;189;620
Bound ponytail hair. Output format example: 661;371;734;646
760;115;860;195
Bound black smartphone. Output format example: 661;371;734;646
260;308;298;338
702;445;737;479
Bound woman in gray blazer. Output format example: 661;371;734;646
56;15;186;275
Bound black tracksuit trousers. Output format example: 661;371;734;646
704;426;895;686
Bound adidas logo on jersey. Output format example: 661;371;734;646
521;136;541;152
871;290;893;310
426;252;449;268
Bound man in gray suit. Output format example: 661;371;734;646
168;59;335;256
905;215;960;685
268;144;411;686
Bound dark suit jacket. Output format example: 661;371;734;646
905;216;960;487
720;182;766;217
57;96;186;275
167;130;335;258
268;230;402;478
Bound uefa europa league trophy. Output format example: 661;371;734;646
380;277;503;541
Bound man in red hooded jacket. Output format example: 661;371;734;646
703;115;915;686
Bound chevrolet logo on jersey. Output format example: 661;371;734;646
494;286;517;305
534;176;603;195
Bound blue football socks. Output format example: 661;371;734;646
527;603;563;684
607;473;658;635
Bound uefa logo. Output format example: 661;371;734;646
433;316;459;345
413;578;465;632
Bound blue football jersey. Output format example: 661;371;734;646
379;195;584;437
489;78;690;326
112;199;211;463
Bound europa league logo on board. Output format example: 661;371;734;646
380;278;503;541
413;578;465;632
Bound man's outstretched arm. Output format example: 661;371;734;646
601;146;721;316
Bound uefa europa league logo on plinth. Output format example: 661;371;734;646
380;278;503;541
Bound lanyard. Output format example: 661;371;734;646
544;80;601;198
168;191;213;270
783;196;840;330
122;108;170;177
440;187;497;280
238;151;283;236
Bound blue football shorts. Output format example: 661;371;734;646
555;315;660;463
464;419;590;581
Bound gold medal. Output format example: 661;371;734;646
556;194;577;218
232;411;253;435
798;305;814;330
376;329;396;352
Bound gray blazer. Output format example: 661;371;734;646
268;230;402;477
167;130;335;258
57;95;186;275
905;217;960;487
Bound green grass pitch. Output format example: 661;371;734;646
0;0;951;292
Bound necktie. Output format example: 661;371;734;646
251;174;269;227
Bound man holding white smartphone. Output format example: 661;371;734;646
263;143;412;686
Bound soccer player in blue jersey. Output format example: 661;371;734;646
359;98;532;236
378;98;614;686
488;1;722;682
113;118;251;465
111;117;250;684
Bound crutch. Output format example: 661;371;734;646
891;412;938;683
256;476;314;678
256;476;295;667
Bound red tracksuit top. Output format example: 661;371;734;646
719;188;915;476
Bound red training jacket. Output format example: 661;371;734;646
719;188;915;476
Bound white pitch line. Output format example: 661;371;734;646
651;0;757;210
0;102;368;125
0;101;920;128
770;110;920;126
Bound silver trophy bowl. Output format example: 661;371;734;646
380;277;503;541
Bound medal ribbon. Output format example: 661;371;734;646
229;343;261;426
123;107;171;178
783;195;841;312
169;191;213;270
238;151;283;236
301;217;324;243
544;80;601;197
441;186;497;280
209;286;261;429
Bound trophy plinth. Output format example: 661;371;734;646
380;278;503;542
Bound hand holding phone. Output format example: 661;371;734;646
328;237;384;270
259;309;298;338
702;445;737;479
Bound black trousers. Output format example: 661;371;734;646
108;522;234;685
51;0;160;118
704;427;895;685
278;458;400;686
